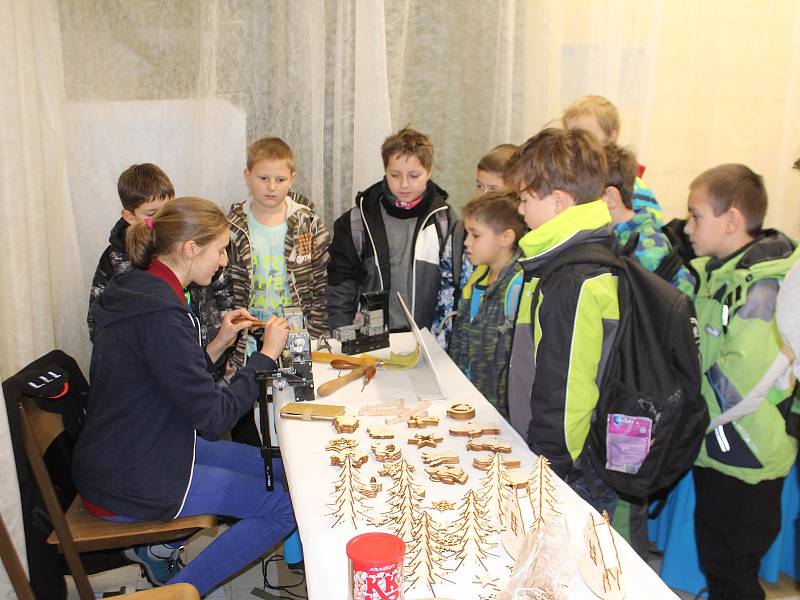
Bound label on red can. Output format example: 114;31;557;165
347;533;405;600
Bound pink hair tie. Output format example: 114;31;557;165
144;217;154;230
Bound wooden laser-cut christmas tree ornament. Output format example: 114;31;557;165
476;452;513;522
373;459;425;540
403;510;454;596
579;511;626;600
327;453;373;528
450;488;496;570
329;450;368;468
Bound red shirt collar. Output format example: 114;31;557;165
146;258;186;304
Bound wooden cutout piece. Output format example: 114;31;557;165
378;461;415;478
367;425;395;439
446;403;476;420
359;398;404;416
281;402;345;420
425;465;469;485
430;500;456;512
473;453;522;471
371;442;402;462
421;451;460;467
408;433;444;449
504;471;531;490
407;415;440;428
467;437;512;454
334;415;359;434
330;450;368;468
369;476;382;494
449;423;501;438
325;437;359;453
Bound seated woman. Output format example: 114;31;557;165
73;197;296;595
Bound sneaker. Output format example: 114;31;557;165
123;545;184;586
285;559;304;575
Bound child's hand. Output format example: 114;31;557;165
260;316;290;361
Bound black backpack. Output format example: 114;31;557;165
534;241;708;499
654;218;698;286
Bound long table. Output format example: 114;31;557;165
274;331;679;599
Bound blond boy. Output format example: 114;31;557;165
563;95;663;224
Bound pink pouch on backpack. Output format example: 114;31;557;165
605;414;652;474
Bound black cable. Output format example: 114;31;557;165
259;554;308;600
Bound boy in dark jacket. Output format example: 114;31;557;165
449;191;525;417
87;164;234;345
327;127;455;331
87;163;174;341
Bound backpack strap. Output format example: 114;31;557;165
350;198;365;261
434;209;450;247
451;220;466;305
528;242;622;327
504;272;524;321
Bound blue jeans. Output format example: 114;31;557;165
167;438;296;594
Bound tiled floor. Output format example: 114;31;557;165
67;529;798;599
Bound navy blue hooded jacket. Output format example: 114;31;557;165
73;268;275;521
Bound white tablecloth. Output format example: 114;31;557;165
274;331;678;599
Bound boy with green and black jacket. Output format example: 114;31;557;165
505;128;621;515
685;163;799;600
448;191;526;417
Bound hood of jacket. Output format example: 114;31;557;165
692;229;799;294
518;200;613;272
108;218;128;250
92;269;187;331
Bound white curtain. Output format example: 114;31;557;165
522;0;800;238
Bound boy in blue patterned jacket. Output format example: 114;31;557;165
602;142;694;294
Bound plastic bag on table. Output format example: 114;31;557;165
498;515;572;600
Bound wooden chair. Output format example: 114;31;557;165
18;397;216;600
0;513;201;600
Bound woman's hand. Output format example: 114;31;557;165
260;316;290;361
206;308;257;363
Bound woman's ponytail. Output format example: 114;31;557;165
125;197;228;269
126;218;159;269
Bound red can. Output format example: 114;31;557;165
346;532;405;600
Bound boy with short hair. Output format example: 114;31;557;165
563;95;663;224
226;137;330;370
505;127;620;513
448;191;525;417
433;143;518;348
328;127;455;331
686;163;799;599
87;163;176;341
602;142;694;293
